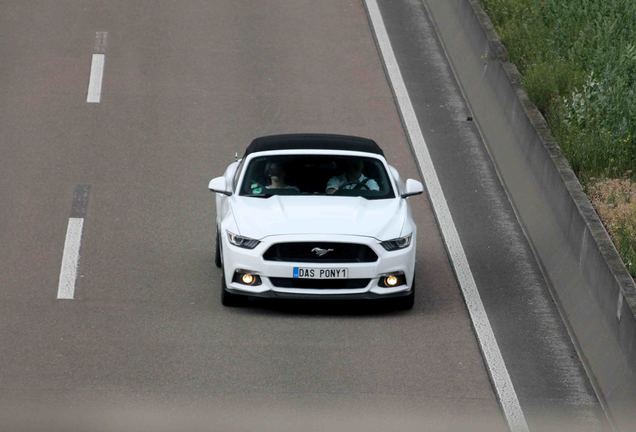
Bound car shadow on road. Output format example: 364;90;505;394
230;297;417;317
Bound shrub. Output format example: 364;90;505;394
482;0;636;179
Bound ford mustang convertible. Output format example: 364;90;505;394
208;134;423;309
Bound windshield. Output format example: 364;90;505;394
239;154;395;199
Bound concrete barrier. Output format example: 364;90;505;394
421;0;636;428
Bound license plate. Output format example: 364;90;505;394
293;267;348;279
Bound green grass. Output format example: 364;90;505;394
482;0;636;178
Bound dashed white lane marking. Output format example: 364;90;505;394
56;218;85;300
86;53;105;103
364;1;529;431
57;185;90;300
87;31;108;103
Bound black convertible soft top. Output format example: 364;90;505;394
244;133;384;156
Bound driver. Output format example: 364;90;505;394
326;159;379;194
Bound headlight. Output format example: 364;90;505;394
226;231;260;249
380;234;412;251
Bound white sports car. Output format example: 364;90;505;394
208;134;423;309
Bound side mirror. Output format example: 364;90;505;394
401;179;424;198
208;177;232;196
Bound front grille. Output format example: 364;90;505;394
269;278;371;289
263;242;378;263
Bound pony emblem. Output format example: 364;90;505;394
311;247;334;256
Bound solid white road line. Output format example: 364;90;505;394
86;53;105;103
56;218;85;300
363;1;529;431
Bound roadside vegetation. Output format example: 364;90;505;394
481;0;636;276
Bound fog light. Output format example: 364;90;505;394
379;272;406;288
385;275;399;287
232;270;262;286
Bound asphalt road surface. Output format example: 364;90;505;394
0;1;605;431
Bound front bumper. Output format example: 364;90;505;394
221;233;416;299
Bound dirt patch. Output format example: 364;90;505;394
587;178;636;277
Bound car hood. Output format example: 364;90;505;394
230;195;406;240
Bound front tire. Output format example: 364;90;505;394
214;229;222;268
221;274;247;307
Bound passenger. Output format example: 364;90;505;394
326;159;379;194
251;162;299;194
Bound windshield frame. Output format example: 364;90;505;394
236;149;397;200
